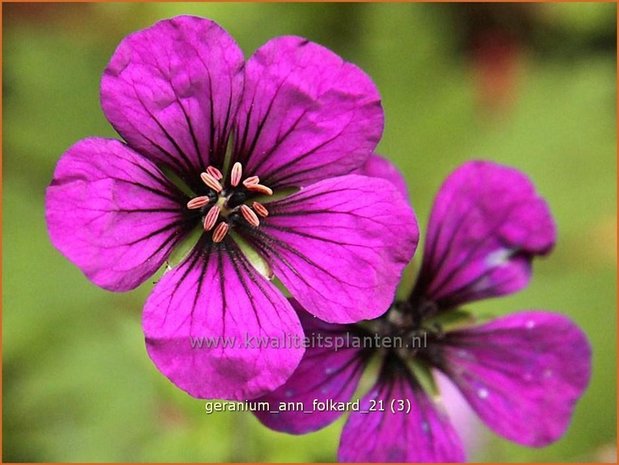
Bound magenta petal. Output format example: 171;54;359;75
435;371;486;453
45;138;190;291
143;239;304;400
414;161;556;308
101;16;244;183
245;175;419;323
440;311;592;446
235;36;383;189
339;360;465;462
357;153;409;200
255;303;368;433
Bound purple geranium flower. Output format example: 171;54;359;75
254;160;592;461
45;16;418;400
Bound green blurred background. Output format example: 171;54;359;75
3;2;616;462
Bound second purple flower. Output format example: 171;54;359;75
255;161;592;461
45;16;419;400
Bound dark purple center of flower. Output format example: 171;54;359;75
360;298;446;364
185;162;273;243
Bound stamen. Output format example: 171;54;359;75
252;201;269;217
206;166;223;180
242;176;260;187
230;162;243;187
200;172;223;192
186;196;210;210
246;183;273;196
212;221;230;243
194;166;272;235
240;205;260;227
203;205;221;231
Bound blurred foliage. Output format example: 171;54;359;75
3;2;616;462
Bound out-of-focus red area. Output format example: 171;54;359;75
449;4;539;118
471;30;521;116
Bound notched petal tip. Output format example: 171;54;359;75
235;35;384;189
100;15;245;179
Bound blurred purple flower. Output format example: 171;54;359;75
45;16;419;400
255;161;591;462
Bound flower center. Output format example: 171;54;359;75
186;162;273;243
361;301;445;360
